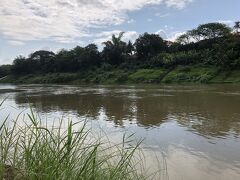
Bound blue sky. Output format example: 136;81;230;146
0;0;239;65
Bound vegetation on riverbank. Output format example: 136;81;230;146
0;106;155;179
0;21;240;84
1;65;240;84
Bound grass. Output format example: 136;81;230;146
79;69;130;84
210;70;240;83
129;69;166;83
0;73;79;84
0;70;130;85
0;103;158;180
162;66;218;83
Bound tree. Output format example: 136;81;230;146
30;50;55;61
12;56;35;74
234;21;240;34
102;32;127;65
135;33;167;60
126;41;134;55
0;65;11;77
80;44;101;69
29;50;56;73
189;29;202;42
176;33;191;45
55;49;77;72
195;23;231;39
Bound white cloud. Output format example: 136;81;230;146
217;20;234;26
8;40;25;46
155;13;170;18
167;31;186;41
155;29;168;39
155;29;186;41
165;0;193;9
0;0;192;44
0;57;11;65
127;19;136;24
147;18;153;22
122;31;139;42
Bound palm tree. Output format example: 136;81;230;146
102;32;127;65
103;32;125;48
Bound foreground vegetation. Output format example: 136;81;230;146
0;105;156;179
0;21;240;84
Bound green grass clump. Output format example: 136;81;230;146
0;107;154;179
84;70;129;84
0;73;80;84
162;66;217;83
129;69;166;83
210;70;240;83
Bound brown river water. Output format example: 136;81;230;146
0;84;240;180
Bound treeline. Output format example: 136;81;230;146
0;21;240;77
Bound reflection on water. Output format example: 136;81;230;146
0;84;240;180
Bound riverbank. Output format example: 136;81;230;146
1;65;240;84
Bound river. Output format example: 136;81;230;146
0;84;240;180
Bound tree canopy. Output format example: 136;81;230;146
0;21;239;77
135;33;167;59
195;23;231;39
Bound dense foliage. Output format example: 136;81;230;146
0;65;11;77
0;22;240;79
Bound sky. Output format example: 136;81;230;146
0;0;239;65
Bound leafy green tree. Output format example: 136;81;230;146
30;50;55;61
176;33;191;45
55;49;77;72
195;23;231;39
29;50;56;73
102;32;127;65
72;46;85;69
0;65;11;77
234;21;240;34
79;44;101;69
126;41;135;55
135;33;167;60
189;29;202;42
12;56;28;74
